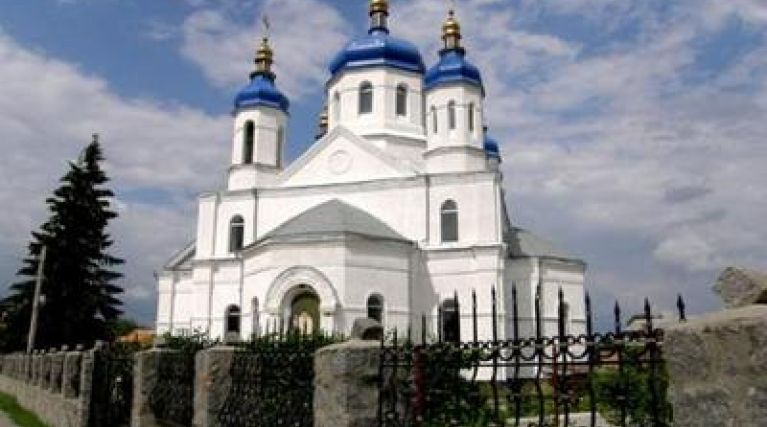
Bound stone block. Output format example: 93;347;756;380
713;266;767;308
131;348;174;427
665;305;767;427
350;318;383;341
314;340;380;427
193;345;236;427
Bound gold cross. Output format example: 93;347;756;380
262;14;271;39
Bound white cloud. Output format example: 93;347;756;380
392;0;767;312
0;29;229;318
179;0;349;100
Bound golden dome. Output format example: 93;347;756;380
253;37;274;76
441;9;462;49
370;0;389;15
319;104;328;127
442;10;461;40
255;38;273;64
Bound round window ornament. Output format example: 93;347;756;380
328;150;352;174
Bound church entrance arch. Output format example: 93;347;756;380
290;289;320;334
264;266;340;333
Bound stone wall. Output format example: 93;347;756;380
664;267;767;427
0;346;93;427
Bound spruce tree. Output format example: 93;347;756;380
1;135;124;351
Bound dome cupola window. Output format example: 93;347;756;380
243;121;255;164
396;84;408;117
359;81;374;114
448;100;457;130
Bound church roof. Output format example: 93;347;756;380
424;49;483;93
329;29;425;77
484;135;500;159
258;199;409;243
234;74;290;113
506;227;583;263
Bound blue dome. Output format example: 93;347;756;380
484;135;500;158
329;29;425;77
425;49;483;93
234;74;290;113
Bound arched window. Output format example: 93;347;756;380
333;91;341;122
367;294;384;323
225;305;241;336
448;100;457;130
229;215;245;252
468;103;475;132
431;106;438;134
359;81;373;114
243;121;255;164
440;200;458;243
252;297;260;337
276;126;284;168
440;299;460;343
395;84;408;116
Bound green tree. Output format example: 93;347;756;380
1;135;124;351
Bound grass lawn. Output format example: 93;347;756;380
0;392;48;427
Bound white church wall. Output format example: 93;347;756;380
212;192;256;258
424;146;488;174
425;84;483;150
256;180;427;243
427;173;499;245
343;238;413;332
231;107;286;166
505;258;538;340
328;68;425;140
362;134;426;169
196;193;218;258
419;246;505;342
156;273;174;334
280;132;411;188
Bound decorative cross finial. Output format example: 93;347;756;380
262;14;271;39
448;0;456;13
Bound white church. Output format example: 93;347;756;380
156;0;586;342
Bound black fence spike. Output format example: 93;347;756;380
491;285;498;344
472;289;478;344
644;298;653;334
677;294;687;322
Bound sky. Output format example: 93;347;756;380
0;0;765;329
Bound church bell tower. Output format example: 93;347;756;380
228;34;290;190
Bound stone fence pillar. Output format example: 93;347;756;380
62;348;82;399
313;340;381;427
193;345;237;427
77;343;101;427
314;319;384;427
50;348;66;394
131;347;175;427
665;267;767;427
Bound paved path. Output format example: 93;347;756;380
0;412;20;427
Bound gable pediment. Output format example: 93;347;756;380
279;126;417;187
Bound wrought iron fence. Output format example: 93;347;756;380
149;351;196;427
215;331;338;427
90;342;139;427
378;285;685;427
